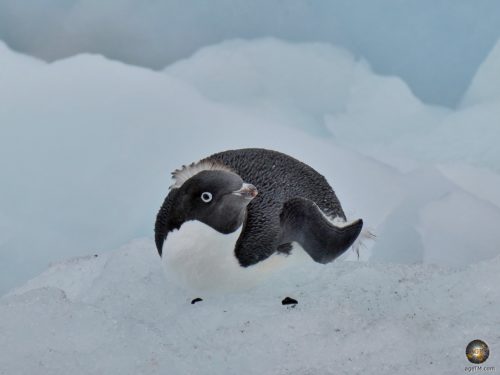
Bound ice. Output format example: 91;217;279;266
1;7;500;373
165;38;500;172
2;37;500;293
418;190;500;266
368;165;500;265
462;39;500;107
437;164;500;209
1;1;500;106
1;240;499;374
165;38;362;136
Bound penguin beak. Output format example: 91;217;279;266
232;183;258;199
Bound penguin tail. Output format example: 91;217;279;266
351;228;376;259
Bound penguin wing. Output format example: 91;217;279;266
234;201;283;267
279;197;363;264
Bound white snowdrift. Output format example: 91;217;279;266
1;239;498;374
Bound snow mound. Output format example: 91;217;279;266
1;240;499;374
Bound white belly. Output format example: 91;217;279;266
162;220;289;293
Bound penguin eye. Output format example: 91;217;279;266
200;192;213;203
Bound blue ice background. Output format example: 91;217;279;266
0;0;499;106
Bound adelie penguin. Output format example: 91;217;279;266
155;148;364;301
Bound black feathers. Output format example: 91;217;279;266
206;148;356;266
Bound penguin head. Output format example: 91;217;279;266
155;169;258;255
175;170;257;232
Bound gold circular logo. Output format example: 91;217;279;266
466;339;490;364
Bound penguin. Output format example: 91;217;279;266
155;148;363;295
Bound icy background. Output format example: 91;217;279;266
1;0;500;106
2;38;500;293
1;2;500;373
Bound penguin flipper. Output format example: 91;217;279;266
279;198;363;264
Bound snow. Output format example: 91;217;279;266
1;239;499;374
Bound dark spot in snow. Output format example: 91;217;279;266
191;298;203;304
282;297;298;306
93;254;98;258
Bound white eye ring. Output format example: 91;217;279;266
201;192;212;203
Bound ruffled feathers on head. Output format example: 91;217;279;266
170;159;233;189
